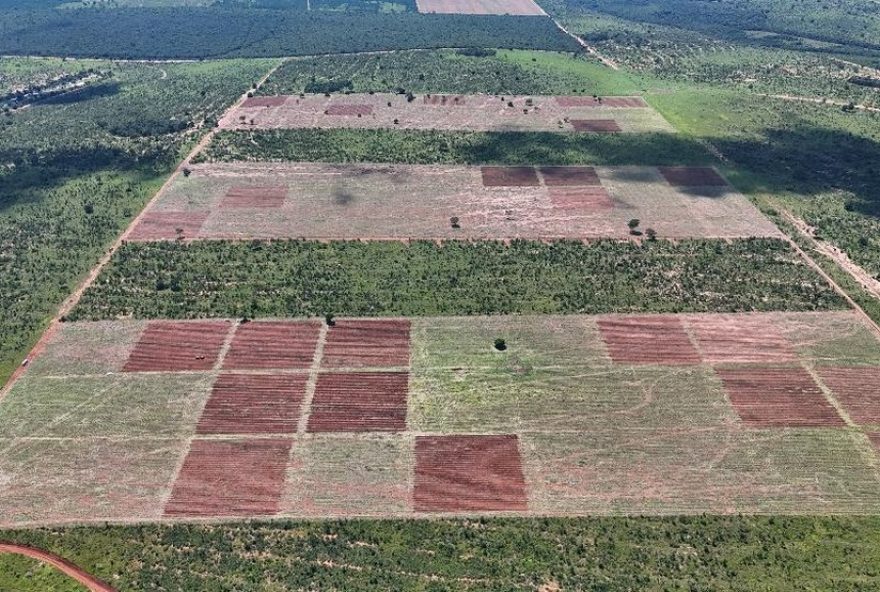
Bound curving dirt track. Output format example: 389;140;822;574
0;542;116;592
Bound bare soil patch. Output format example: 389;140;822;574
223;320;321;369
570;119;622;133
423;94;466;106
164;438;292;517
555;96;648;108
123;321;230;372
480;166;540;187
539;166;601;186
127;211;209;240
242;96;287;108
219;185;287;209
688;316;797;364
548;187;613;211
325;104;374;116
718;366;845;427
598;316;702;365
307;371;410;432
659;167;729;187
416;0;545;14
817;367;880;426
413;434;528;512
197;373;309;435
322;319;411;368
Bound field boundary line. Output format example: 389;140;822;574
297;321;330;435
0;543;117;592
0;58;287;400
550;18;619;70
802;364;857;428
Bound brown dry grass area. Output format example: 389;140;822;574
598;316;702;365
137;162;781;241
415;0;545;15
127;211;209;240
218;93;673;133
570;119;622;133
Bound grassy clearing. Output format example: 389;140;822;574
0;553;88;592
69;238;844;320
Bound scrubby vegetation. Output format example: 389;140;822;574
70;238;844;320
0;58;272;384
3;516;880;590
0;8;576;59
0;553;87;592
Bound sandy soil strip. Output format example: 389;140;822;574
0;543;116;592
760;93;880;113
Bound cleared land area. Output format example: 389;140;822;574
219;93;673;133
415;0;545;15
130;162;779;241
2;311;880;526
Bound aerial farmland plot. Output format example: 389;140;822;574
3;310;880;527
219;93;673;133
414;0;546;15
128;162;780;240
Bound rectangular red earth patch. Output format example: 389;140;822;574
549;187;613;211
817;367;880;425
424;94;465;106
539;166;602;186
555;96;648;108
220;185;287;209
242;96;287;108
322;319;411;368
717;366;845;428
197;373;309;435
164;438;292;517
223;320;321;370
688;316;796;365
123;320;230;372
597;316;701;365
570;119;621;133
325;104;373;116
480;166;540;187
659;167;728;187
413;435;528;512
127;211;209;240
307;371;409;432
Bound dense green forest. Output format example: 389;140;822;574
0;8;576;58
0;58;272;385
70;238;843;320
3;516;880;590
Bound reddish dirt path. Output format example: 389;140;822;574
551;19;619;70
0;543;117;592
0;58;286;400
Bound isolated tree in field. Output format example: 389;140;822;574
324;313;336;327
628;218;641;235
450;216;461;229
182;167;191;177
645;227;657;241
494;338;507;351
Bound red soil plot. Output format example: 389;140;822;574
539;166;601;186
242;96;287;108
219;185;287;209
549;187;613;211
197;373;309;435
164;438;292;517
123;320;230;372
423;95;466;106
688;316;797;365
817;367;880;425
480;166;540;187
222;320;321;369
322;319;411;368
127;211;209;240
717;366;845;428
597;316;701;365
570;119;622;133
413;435;528;512
555;96;649;108
325;104;373;116
659;167;729;187
307;371;409;432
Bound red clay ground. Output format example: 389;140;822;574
0;543;116;592
480;166;541;187
196;373;309;435
307;371;409;432
817;367;880;425
570;119;622;133
597;316;702;365
413;435;528;512
325;104;374;116
539;166;602;186
219;185;287;209
122;321;230;372
222;320;321;369
659;167;729;187
415;0;544;15
242;96;287;108
555;96;649;108
164;438;292;517
688;316;797;364
322;319;411;368
717;366;846;427
126;211;209;240
548;187;614;211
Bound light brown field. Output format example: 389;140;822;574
129;162;781;241
415;0;545;15
218;93;673;133
3;311;880;526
